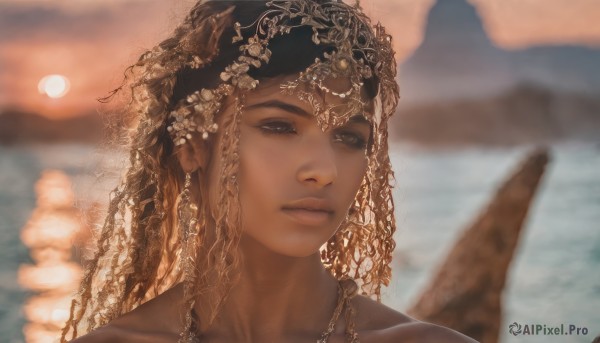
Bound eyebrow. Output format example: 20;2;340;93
245;100;310;118
347;114;370;125
245;99;371;126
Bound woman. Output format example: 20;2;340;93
63;0;477;342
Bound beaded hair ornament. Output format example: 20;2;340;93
166;0;399;145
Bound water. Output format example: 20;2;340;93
1;142;598;342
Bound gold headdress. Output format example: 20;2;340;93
167;0;399;144
61;1;399;342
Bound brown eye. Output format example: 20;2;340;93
258;120;297;134
333;130;367;150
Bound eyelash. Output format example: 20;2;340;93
257;120;368;150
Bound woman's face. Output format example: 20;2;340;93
206;74;372;257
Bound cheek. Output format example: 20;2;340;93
242;140;287;186
337;155;368;211
238;134;291;223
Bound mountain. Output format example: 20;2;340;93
391;83;600;147
399;0;600;105
0;110;103;145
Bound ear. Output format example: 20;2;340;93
175;136;210;174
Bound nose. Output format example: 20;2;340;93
296;132;338;188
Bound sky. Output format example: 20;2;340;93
1;0;599;118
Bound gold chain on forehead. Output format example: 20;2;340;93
167;0;398;146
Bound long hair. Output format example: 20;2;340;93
61;0;398;341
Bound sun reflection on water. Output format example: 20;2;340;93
18;170;89;343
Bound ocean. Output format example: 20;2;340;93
1;142;598;342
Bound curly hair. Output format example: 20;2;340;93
61;0;399;341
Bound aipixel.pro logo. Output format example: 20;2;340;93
508;322;589;336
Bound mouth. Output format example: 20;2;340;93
281;197;335;226
281;208;334;226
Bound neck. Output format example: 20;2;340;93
193;233;340;342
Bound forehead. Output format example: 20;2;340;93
244;74;376;122
246;74;307;107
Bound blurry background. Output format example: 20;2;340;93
1;0;599;342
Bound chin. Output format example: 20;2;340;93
243;230;330;258
267;234;330;258
267;242;322;258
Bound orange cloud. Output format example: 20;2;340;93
471;0;600;48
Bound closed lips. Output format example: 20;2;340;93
281;198;334;226
281;198;334;213
284;207;332;213
300;208;330;211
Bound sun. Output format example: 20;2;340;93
38;74;70;99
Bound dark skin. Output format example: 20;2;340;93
70;75;478;343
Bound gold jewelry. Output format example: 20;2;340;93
166;0;399;145
177;172;201;343
318;279;359;343
177;172;199;275
168;84;233;145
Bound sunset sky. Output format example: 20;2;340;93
1;0;599;118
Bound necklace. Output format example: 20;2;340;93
317;279;358;343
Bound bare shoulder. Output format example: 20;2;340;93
67;285;184;343
350;295;478;343
350;294;414;331
68;323;180;343
68;324;130;343
382;322;479;343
